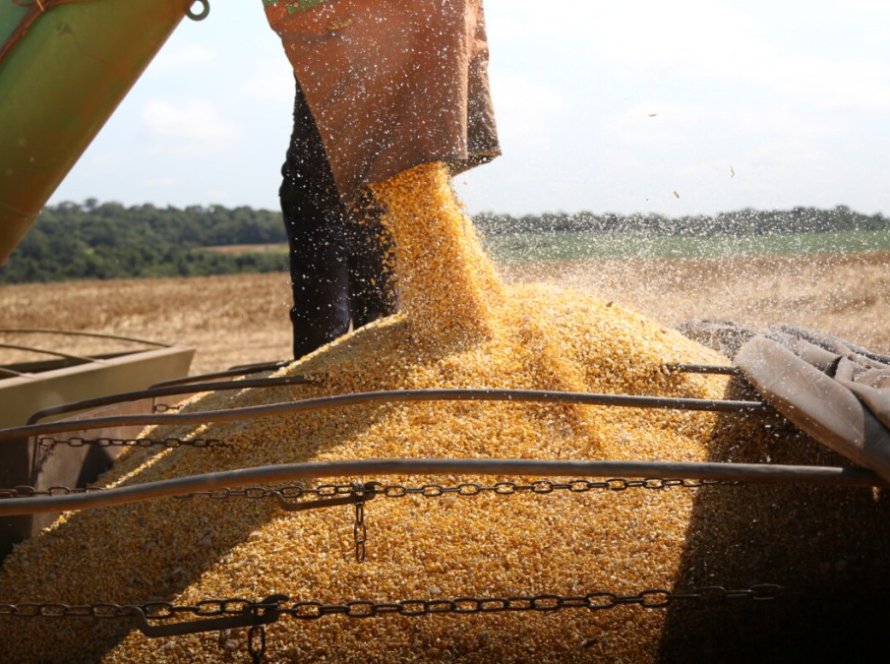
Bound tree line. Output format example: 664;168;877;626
0;200;288;284
1;200;887;284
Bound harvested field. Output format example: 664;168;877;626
202;243;288;255
0;251;887;373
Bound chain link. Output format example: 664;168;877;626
1;476;732;505
0;584;784;630
1;478;736;565
367;477;733;499
353;483;367;563
247;625;266;664
2;477;726;501
0;459;779;660
177;478;725;565
37;436;224;451
175;482;363;504
62;477;727;504
0;485;104;499
152;403;183;413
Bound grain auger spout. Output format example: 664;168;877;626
0;0;209;265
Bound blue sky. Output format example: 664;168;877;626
49;0;890;216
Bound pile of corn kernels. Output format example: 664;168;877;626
2;163;889;662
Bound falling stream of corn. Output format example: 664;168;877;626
1;163;889;662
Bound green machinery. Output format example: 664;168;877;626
0;0;207;265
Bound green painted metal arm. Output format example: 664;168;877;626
0;0;201;265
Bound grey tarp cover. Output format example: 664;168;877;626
680;320;890;482
265;0;500;204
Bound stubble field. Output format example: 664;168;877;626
1;250;887;375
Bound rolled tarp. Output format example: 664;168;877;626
0;0;199;266
681;320;890;482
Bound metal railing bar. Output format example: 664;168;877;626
664;363;739;376
0;388;770;443
0;342;103;365
150;363;289;389
26;375;312;425
0;458;882;515
0;328;170;348
227;360;290;372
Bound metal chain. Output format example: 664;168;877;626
1;477;733;505
247;625;266;664
0;602;133;619
0;584;784;633
0;485;103;499
366;477;734;498
178;482;363;503
0;478;736;563
353;482;367;563
169;477;737;504
180;478;735;563
31;435;224;478
152;403;184;413
271;584;785;619
37;436;225;450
